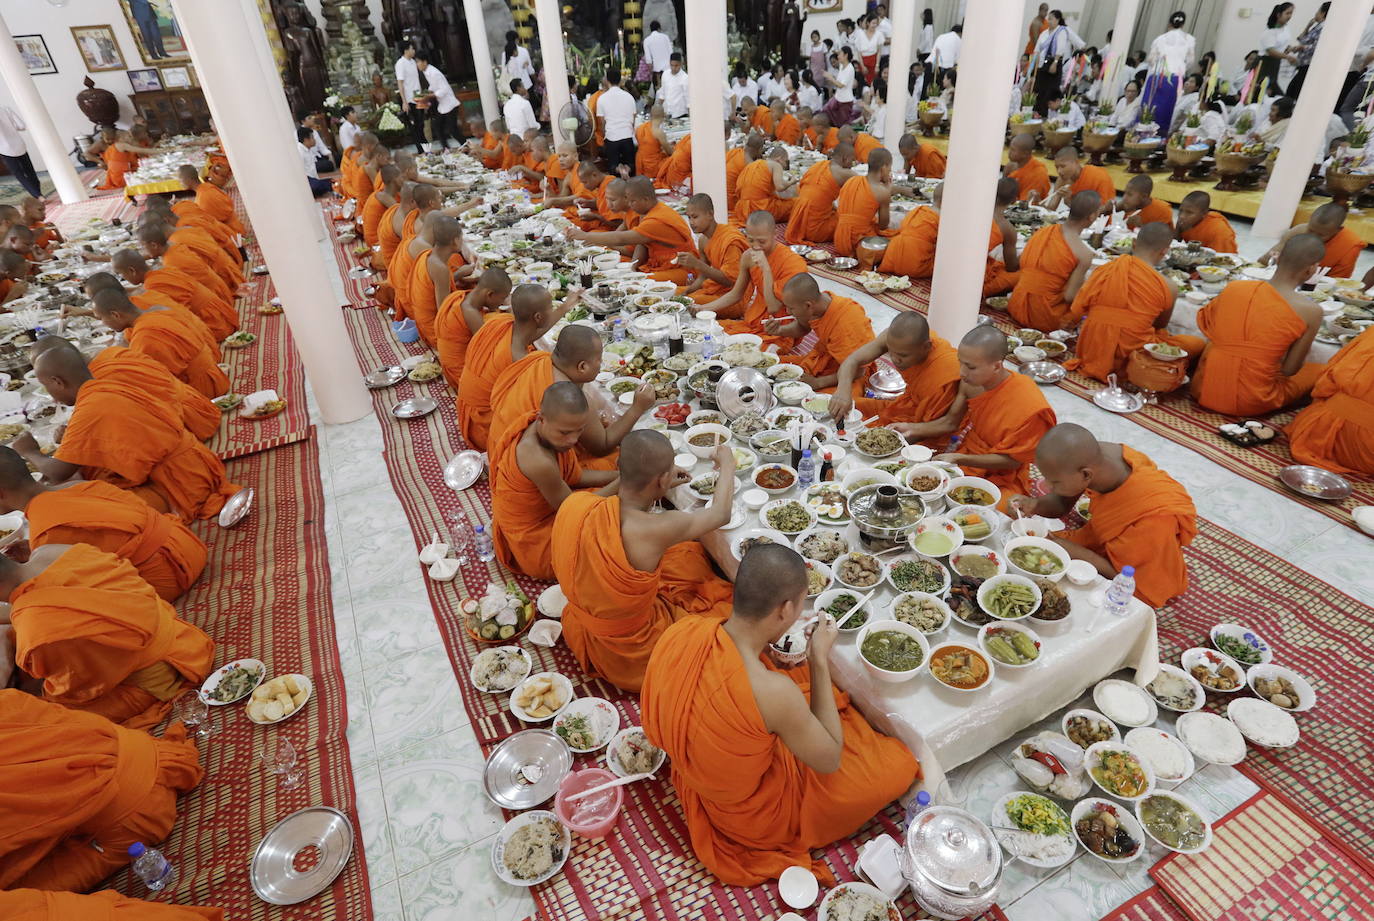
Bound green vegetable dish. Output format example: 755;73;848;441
983;627;1039;665
860;630;925;671
1005;793;1071;837
1009;545;1064;575
889;559;946;593
555;713;598;750
1213;633;1263;665
983;580;1038;618
206;663;261;702
823;592;867;628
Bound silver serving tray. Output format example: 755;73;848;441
347;266;373;279
444;450;487;490
391;395;438;419
483;729;573;809
829;256;859;270
218;487;255;528
717;367;777;419
1278;465;1352;501
249;806;354;905
364;366;405;389
1019;361;1066;384
1091;375;1144;413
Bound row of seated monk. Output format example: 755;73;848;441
0;157;261;919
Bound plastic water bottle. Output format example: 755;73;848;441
904;790;932;831
612;318;627;342
474;524;495;563
797;449;815;488
701;334;717;359
1101;565;1136;618
129;843;176;892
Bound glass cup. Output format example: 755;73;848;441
173;691;213;743
260;738;303;790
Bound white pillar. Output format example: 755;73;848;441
1254;0;1368;242
686;0;728;222
926;0;1020;341
884;0;918;159
1105;0;1141;103
464;0;500;125
170;0;370;425
0;14;88;204
533;0;572;144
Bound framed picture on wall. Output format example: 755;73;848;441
160;65;193;89
71;25;127;73
14;35;57;76
128;68;163;93
803;0;842;10
118;0;191;65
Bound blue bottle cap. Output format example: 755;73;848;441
916;791;931;806
128;842;146;857
1121;565;1135;576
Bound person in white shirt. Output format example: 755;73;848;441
1031;11;1084;115
503;30;534;89
393;43;427;153
822;46;857;126
729;66;759;115
875;4;894;53
761;65;787;104
299;116;334;173
853;15;883;84
1111;79;1143;131
657;53;690;118
797;71;824;112
596;69;638;174
417;55;462;149
337;106;362;154
1142;11;1196;135
1169;74;1203;135
1044;90;1086;131
297;127;332;197
928;25;962;80
0;106;39;198
503;79;540;140
1258;3;1297;94
918;9;935;57
643;21;673;85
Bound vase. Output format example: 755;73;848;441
76;76;118;129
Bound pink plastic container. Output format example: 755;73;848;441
553;768;624;839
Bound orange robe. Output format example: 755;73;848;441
435;288;487;388
1179;211;1238;253
1133;197;1173;229
834;176;893;257
488;352;617;471
1058;447;1197;607
659;135;693;188
162;243;232;304
878;206;939;277
90;346;219;442
490;409;582;579
362;190;390;246
640;616;919;885
388;225;425;321
949;372;1056;494
195;182;245;236
145;266;237;341
775;113;802;144
635;201;698;283
126;308;229;398
1070;163;1117;202
1319;226;1363;278
96;146;138;190
588;92;605;146
720;244;807;333
854;334;961;423
782;295;875;382
750;107;773;134
10;545;215;730
129;292;219;361
0;890;222;921
409;247;463;346
551;494;734;692
784;160;842;245
457;314;519;450
1288;326;1374;474
851;134;881;165
983;223;1020;298
170;202;239;264
635;122;670;179
1009;158;1050;201
1009;224;1080;331
907;142;947;178
1191;280;1323;415
734;159;795;224
378;204;405;266
27;481;207;602
0;691;203;892
1069;255;1203;383
806;126;839;152
725;148;748;213
689;223;749;304
169;227;240;291
57;375;241;520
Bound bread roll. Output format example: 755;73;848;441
263;700;284;721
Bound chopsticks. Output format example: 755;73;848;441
833;584;882;630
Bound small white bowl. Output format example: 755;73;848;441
1133;790;1213;855
905;463;951;498
978;621;1042;668
910;516;962;560
1065;559;1098;586
767;362;805;381
1014;345;1046;363
926;641;995;692
855;619;931;683
753;463;800;496
1062;708;1122;748
685;409;726;429
1179;647;1246;694
1352;505;1374;536
1072;798;1146;864
901;444;934;463
774;380;813;405
948;543;1007;583
683;423;731;459
1083;742;1156;802
948;504;1004;545
1245;662;1316;712
741;488;770;510
1003;536;1071;583
673;451;697;471
1208;623;1273;666
976;573;1042;622
778;865;819;910
946;476;1001;508
830;551;887;592
1009;515;1055;539
842;467;898;494
886;555;952;596
814;587;874;632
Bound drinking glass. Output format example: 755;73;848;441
448;513;475;566
260;738;303;790
173;691;213;742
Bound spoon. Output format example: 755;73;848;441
564;770;657;803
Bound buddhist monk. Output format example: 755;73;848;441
833;148;895;256
839;126;881;165
363;163;401;248
170;170;240;245
82;341;220;444
87;127;155;190
89;287;228;399
767;274;875;390
1068;222;1206;383
1288;327;1374;473
746;96;772;134
0;543;214;729
136;223;233;306
658;132;694;189
1121;174;1173;229
146;197;240;269
508;134;551;193
458;279;571;449
570;160;617;231
727;134;764;213
378;180;416;269
491;382;621;579
706;211;807;333
467;119;509;169
983;178;1023;297
149;213;242;293
911;326;1057;494
773;100;802;144
679;193;749;305
567;177;698;283
640;543;919;885
437;267;513;389
1192;234;1325;415
805;112;840;152
0;691;203;891
0;250;30;304
734;145;798;224
409;214;472;346
1009;190;1101;331
3;224;46;265
785;144;857;245
0;449;205;601
388;183;443;320
1176;191;1238;254
830;312;962;427
898;132;947;179
1045;147;1116;211
1005;133;1050;201
21;338;240;520
552;430;735;691
0;203;20;242
1008;424;1197;607
19;196;59;249
110;249;237;342
879;184;942;278
635;104;676;181
188;160;246;236
0;890;223;920
1263;202;1364;278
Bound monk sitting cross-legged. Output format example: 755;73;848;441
1004;133;1049;202
552;430;735;691
145;197;240;272
879;183;942;279
567;177;698;284
409;214;474;347
898;132;947;179
766;274;875;391
1287;326;1374;474
830;312;962;428
983;178;1023;298
363;163;401;250
509;135;552;194
187;159;246;237
458;281;570;450
89;286;228;399
1263;201;1364;278
657;133;693;191
640;543;919;885
1121;174;1173;230
20;196;60;250
784;144;857;246
136;223;233;306
0;251;29;305
146;214;242;295
491;382;620;579
0;447;206;602
110;249;238;343
18;340;241;521
0;692;203;892
805;112;840;153
1067;222;1205;383
387;184;444;322
843;127;882;167
905;326;1057;495
1009;190;1101;331
0;890;222;921
1175;191;1238;254
173;165;241;246
77;340;220;442
678;193;750;306
437;267;512;390
1008;424;1197;607
1044;146;1116;211
734;145;799;224
726;134;764;215
635;104;676;182
833;148;896;257
772;100;802;144
1192;234;1326;416
703;211;807;335
568;161;616;232
0;543;214;730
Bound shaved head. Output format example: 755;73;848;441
960;325;1010;361
0;446;35;491
379;164;402;188
745;132;766;156
1068;190;1102;223
1181;191;1210;211
92;286;139;319
511;283;552;322
1009;133;1037;153
1277;232;1326;273
413;184;441;209
1036;423;1108;498
399;181;418;206
32;338;93;405
110;248;147;274
136;223;169;247
551;323;602;381
888;312;931;345
82;271;124;295
1310;202;1346;230
1126;174;1153;195
898;133;918;156
1135;221;1174;253
868;148;892;172
477;266;512;297
782;272;821;301
745;211;777;234
541;379;588;416
428;214;462;247
618;429;675;489
177;164;200;185
1054;146;1081;163
0;250;27;278
733;543;807;620
995;177;1019;206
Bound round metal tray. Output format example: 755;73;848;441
249;806;355;905
716;367;776;419
364;366;405;389
443;450;486;490
218;487;255;528
392;395;438;419
483;729;573;809
1278;464;1352;501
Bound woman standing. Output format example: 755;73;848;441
1143;11;1196;134
503;29;536;111
1258;3;1298;96
854;16;883;85
808;30;828;90
918;9;935;57
1286;2;1330;98
1031;10;1084;117
823;46;858;126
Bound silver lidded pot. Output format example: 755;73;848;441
864;365;908;401
848;484;927;551
901;805;1003;920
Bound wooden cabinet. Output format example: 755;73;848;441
129;89;213;138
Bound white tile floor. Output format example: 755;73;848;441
307;213;1372;919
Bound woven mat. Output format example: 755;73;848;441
103;433;375;919
46;188;139;234
1149;786;1374;921
1100;887;1193;921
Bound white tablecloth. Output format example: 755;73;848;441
1166;295;1341;364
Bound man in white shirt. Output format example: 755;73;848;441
928;25;962;80
596;69;638;174
338;105;362;153
417;55;462;150
1339;15;1374;128
729;66;759;115
0;106;40;198
643;21;673;87
297;127;333;197
657;53;689;118
300;116;334;173
393;42;427;153
876;4;894;52
503;79;541;140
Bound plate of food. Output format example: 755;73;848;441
979;621;1041;667
491;810;571;887
605;726;666;778
199;658;265;705
1226;697;1299;749
213;393;243;412
815;588;873;632
1245;663;1315;712
469;646;533;693
685;472;720;504
1010;731;1091;799
852;426;904;459
887;556;951;596
1003;538;1069;581
889;591;952;635
803;482;849;523
760;498;816;535
1062;709;1121;749
976;574;1042;622
753;463;799;494
831;550;885;591
1135;791;1212;855
1209;623;1273;666
793;527;848;564
949;545;1005;586
731;527;791;561
992;792;1077;869
1083;742;1154;801
1124;728;1195;786
1143;342;1188;361
1175;711;1247;766
246;673;313;724
928;642;994;691
1093;678;1158;728
1072;798;1144;864
803;559;833;597
407;360;443;383
817;881;900;921
240;398;287;419
946;477;1001;508
224;331;257;349
1146;663;1206;713
552;697;620;753
510;672;574;723
257;303;284;315
653;402;691;427
1180;647;1245;693
1030;579;1071;622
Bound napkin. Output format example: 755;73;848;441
417;540;450;565
529;620;563;647
241;389;280;415
427;558;460;581
856;835;907;899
